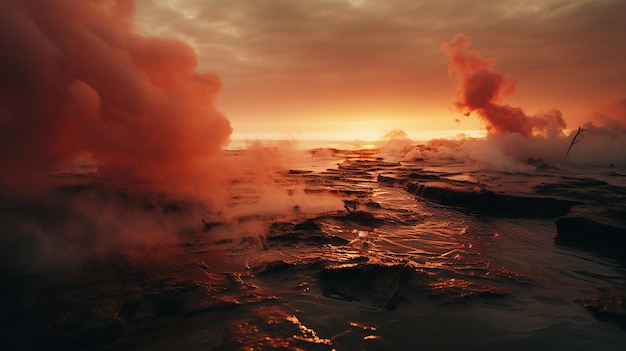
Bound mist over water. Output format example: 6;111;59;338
0;0;232;270
0;0;232;197
4;140;625;350
1;2;626;349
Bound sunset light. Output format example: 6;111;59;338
2;1;625;350
133;0;625;139
229;126;487;145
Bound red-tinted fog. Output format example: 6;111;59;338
0;0;232;195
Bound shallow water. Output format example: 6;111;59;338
2;149;625;350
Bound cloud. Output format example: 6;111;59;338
135;0;626;128
0;0;232;196
442;33;567;137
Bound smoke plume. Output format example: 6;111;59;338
0;0;232;196
0;0;239;270
397;35;626;170
442;34;566;138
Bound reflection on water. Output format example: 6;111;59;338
2;148;626;350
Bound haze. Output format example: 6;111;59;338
136;0;626;140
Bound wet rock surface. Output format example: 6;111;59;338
405;180;580;218
556;216;626;261
2;150;626;349
319;263;414;310
375;161;626;261
544;173;626;261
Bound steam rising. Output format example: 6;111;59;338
442;34;566;138
0;0;238;269
2;5;625;272
401;34;626;170
0;0;232;195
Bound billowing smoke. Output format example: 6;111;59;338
587;98;626;133
0;0;238;269
442;34;566;138
397;35;626;170
0;0;232;196
569;98;626;166
0;1;344;269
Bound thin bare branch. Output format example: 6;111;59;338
560;126;587;165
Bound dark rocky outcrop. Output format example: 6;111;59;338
555;216;626;260
267;220;350;246
319;263;413;310
406;181;580;218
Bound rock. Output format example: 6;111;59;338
555;216;626;260
294;219;322;231
267;220;349;246
406;181;580;218
319;263;413;310
377;174;399;186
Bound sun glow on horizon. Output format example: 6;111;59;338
230;128;486;141
229;115;487;147
227;128;487;150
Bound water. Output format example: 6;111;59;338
1;147;625;350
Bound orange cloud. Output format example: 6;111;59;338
0;0;232;195
442;34;566;138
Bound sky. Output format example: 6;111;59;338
1;0;625;194
0;0;625;265
135;0;626;140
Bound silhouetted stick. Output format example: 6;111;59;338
560;126;587;165
343;200;357;214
